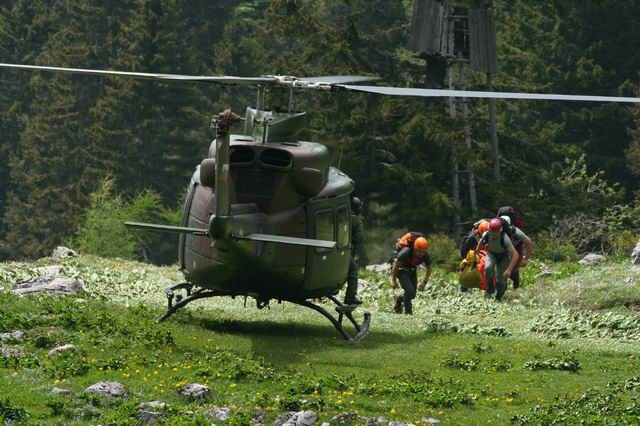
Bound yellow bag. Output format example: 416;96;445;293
458;250;482;289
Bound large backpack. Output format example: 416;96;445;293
459;228;479;258
497;205;524;230
394;231;425;257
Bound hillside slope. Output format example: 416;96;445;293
1;255;640;424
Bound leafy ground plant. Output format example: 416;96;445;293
1;255;640;424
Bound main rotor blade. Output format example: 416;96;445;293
0;63;278;85
302;75;381;84
339;84;640;103
236;233;336;249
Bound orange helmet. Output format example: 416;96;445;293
414;237;429;251
476;220;490;235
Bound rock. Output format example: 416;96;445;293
0;347;24;357
632;240;640;264
283;410;317;426
85;381;128;398
252;410;267;426
388;422;414;426
13;276;84;296
33;265;63;276
51;246;78;258
204;407;232;422
579;253;605;265
47;344;77;357
51;387;71;395
0;330;26;343
175;383;210;400
366;263;391;273
536;268;556;278
139;410;164;425
421;418;440;425
365;416;388;426
275;412;296;426
139;401;168;410
330;412;358;424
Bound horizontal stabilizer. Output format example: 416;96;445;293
125;222;208;236
236;233;336;249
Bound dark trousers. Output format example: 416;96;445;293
397;269;417;314
345;256;358;301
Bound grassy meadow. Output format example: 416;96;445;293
1;255;640;425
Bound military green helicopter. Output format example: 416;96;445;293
1;63;639;340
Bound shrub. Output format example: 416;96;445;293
534;232;578;262
428;233;460;271
74;177;180;264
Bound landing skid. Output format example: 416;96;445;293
157;282;371;341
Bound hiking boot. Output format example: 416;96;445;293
393;296;403;313
344;297;363;306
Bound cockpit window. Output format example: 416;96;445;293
315;209;335;252
336;206;350;249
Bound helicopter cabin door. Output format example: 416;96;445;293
304;199;351;292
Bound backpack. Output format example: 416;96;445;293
459;228;479;258
394;231;425;257
497;205;524;230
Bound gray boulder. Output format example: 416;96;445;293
366;263;391;273
0;347;24;357
330;412;358;424
51;246;78;258
13;276;84;296
204;407;232;422
275;412;296;426
47;344;77;357
139;410;164;425
51;387;72;395
0;330;26;343
85;381;128;398
579;253;605;265
252;410;267;426
175;383;210;400
283;411;317;426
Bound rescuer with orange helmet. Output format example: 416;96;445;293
478;218;519;301
391;234;432;314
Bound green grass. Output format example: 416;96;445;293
1;256;640;424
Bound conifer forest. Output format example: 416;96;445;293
2;0;640;263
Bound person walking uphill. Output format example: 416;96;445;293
391;235;432;314
479;218;519;301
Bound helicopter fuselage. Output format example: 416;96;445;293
178;134;354;301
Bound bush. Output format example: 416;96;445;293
74;177;180;264
534;233;578;262
428;233;460;271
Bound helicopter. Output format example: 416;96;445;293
1;63;639;341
